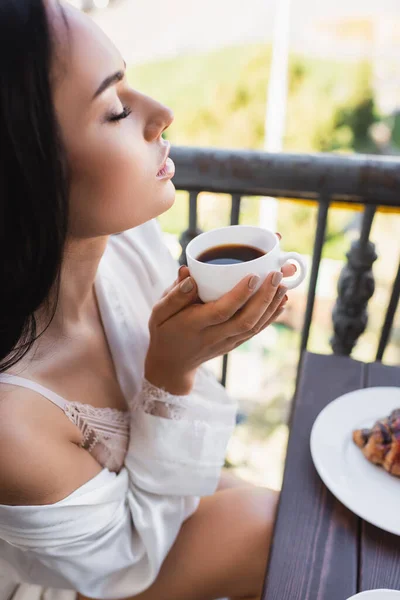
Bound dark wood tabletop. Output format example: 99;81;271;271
262;352;400;600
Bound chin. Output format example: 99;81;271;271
117;184;176;233
157;180;176;214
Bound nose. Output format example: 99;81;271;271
142;95;174;142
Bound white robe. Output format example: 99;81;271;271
0;220;237;599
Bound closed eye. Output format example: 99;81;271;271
107;105;132;123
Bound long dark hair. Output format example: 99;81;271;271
0;0;69;373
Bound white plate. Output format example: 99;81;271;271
310;387;400;535
347;591;400;599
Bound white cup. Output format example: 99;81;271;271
186;225;307;303
347;591;400;599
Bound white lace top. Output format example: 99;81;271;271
0;220;238;600
0;373;131;473
0;374;208;475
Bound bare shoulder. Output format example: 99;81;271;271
0;384;102;506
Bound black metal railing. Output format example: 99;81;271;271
170;146;400;386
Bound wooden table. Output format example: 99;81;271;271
262;352;400;600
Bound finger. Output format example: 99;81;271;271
250;288;288;335
150;276;198;327
209;293;288;355
223;286;287;345
161;266;190;298
227;300;287;351
214;271;286;338
197;274;261;328
236;307;287;349
260;303;286;331
275;232;282;240
281;263;296;278
162;282;175;298
178;265;190;282
255;293;287;332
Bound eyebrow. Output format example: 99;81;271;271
92;61;127;100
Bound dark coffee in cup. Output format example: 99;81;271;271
197;243;266;266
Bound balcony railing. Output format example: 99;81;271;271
170;146;400;386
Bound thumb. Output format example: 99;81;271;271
161;266;190;298
178;265;190;282
150;276;197;326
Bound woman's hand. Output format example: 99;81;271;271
145;260;293;396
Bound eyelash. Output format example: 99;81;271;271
107;105;132;123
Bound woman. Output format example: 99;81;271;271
0;2;291;599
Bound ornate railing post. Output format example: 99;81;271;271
179;191;203;265
331;206;378;355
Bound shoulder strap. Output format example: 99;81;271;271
0;374;68;411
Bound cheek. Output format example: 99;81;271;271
71;125;144;190
67;125;175;236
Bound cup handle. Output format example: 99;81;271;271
278;252;307;290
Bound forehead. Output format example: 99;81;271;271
50;2;122;103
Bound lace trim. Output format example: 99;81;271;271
64;400;130;424
140;378;188;403
130;378;217;421
95;434;130;452
131;378;190;419
64;403;130;450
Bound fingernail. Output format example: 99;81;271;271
272;271;283;287
248;275;260;290
277;286;288;299
180;277;194;293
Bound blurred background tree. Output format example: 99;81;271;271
129;45;384;261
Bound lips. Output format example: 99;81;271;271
156;142;175;179
157;142;170;175
157;159;168;177
156;157;176;179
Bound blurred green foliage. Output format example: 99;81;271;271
129;44;377;153
128;44;379;259
393;113;400;148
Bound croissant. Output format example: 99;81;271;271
353;409;400;477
